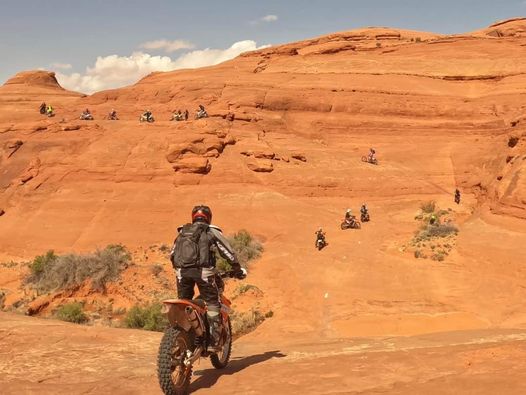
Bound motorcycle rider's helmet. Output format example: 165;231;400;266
192;205;212;224
346;208;352;213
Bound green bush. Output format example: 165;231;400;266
215;230;263;273
27;245;130;294
29;250;57;279
124;302;167;332
55;302;88;324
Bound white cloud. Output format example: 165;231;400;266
261;15;278;22
56;40;268;94
139;39;195;53
50;62;72;70
250;14;278;25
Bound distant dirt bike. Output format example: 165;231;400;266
361;155;378;165
106;113;119;120
171;114;185;121
157;271;236;395
340;218;361;230
361;212;370;222
80;113;94;120
139;114;155;123
195;110;208;120
316;237;327;250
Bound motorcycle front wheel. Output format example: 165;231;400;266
210;316;232;369
158;327;194;395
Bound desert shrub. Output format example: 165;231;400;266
508;136;519;148
150;264;163;277
216;230;263;273
231;309;267;337
420;200;436;214
158;244;171;253
124;302;167;332
418;224;458;239
27;245;130;294
233;284;262;297
29;250;57;279
415;37;422;42
55;302;88;324
431;252;446;262
414;250;423;259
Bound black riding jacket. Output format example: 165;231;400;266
170;224;240;271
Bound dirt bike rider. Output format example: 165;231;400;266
46;104;54;116
196;104;208;118
81;108;92;118
108;109;118;120
39;102;46;114
142;109;153;121
315;227;326;246
170;205;246;347
345;208;356;224
360;203;369;219
454;188;461;204
184;109;189;121
368;148;376;163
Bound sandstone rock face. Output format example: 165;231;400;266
171;157;211;174
247;159;274;172
3;70;63;89
1;24;526;393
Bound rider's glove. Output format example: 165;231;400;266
234;267;247;280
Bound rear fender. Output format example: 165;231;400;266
163;299;206;334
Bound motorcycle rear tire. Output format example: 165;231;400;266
158;327;194;395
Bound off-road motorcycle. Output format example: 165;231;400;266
361;155;378;165
316;236;327;250
80;113;94;120
140;114;155;123
195;110;208;120
157;271;238;395
340;217;361;230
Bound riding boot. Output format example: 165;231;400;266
207;311;222;347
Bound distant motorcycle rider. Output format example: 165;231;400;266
360;203;369;221
368;148;376;163
46;104;54;117
315;227;326;248
170;205;246;347
454;188;461;204
39;102;46;114
108;109;118;120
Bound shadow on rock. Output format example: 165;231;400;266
191;350;286;392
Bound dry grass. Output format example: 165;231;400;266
231;308;272;338
27;245;130;294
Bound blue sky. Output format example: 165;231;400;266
1;0;525;92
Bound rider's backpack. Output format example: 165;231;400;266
171;223;210;269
